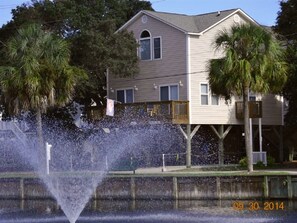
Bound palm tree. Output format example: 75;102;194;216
208;23;287;172
0;24;85;171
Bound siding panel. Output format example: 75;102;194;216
189;13;283;125
109;14;187;102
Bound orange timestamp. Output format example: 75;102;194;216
232;201;285;211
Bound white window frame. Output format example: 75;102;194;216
116;88;134;104
139;30;152;61
200;83;219;106
153;36;162;60
138;30;162;61
159;84;179;101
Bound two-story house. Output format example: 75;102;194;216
104;9;284;167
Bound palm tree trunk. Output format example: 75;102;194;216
243;85;253;172
36;108;45;173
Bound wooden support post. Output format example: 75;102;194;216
173;177;178;200
173;177;179;209
131;177;136;201
263;176;269;199
93;189;97;210
179;125;200;169
216;177;221;199
20;178;24;210
218;126;224;166
210;125;232;166
20;178;24;200
287;176;293;199
186;124;191;168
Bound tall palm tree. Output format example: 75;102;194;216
208;23;287;172
0;24;85;171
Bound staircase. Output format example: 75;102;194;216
0;121;28;145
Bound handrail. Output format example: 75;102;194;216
0;121;28;145
87;100;189;124
235;101;262;119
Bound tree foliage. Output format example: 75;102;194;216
0;24;85;115
208;24;287;172
0;24;85;161
209;24;287;100
0;0;153;107
275;0;297;41
275;0;297;127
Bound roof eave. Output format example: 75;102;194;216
116;10;190;34
187;32;202;36
199;9;259;35
116;10;144;33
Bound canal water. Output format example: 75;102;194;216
0;199;296;222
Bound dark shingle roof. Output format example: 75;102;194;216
144;9;239;33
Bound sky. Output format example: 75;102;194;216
0;0;281;27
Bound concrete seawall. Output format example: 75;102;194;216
0;173;296;200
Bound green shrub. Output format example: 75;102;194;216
239;157;248;167
267;155;275;166
255;161;265;168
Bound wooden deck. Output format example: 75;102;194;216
87;101;189;125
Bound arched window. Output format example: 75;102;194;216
140;30;151;60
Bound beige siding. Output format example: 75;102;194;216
189;13;283;125
259;94;283;126
109;13;187;102
109;11;283;125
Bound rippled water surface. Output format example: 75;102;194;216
0;199;296;223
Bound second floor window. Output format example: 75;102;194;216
201;83;219;105
117;89;134;104
153;37;161;59
139;30;162;61
160;85;178;101
140;30;151;60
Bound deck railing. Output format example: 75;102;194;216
235;101;262;119
86;101;189;124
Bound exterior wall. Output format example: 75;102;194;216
109;11;283;126
109;13;187;102
259;94;283;126
189;13;283;125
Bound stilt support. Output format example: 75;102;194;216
210;125;232;165
179;125;200;168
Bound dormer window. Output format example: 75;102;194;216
140;30;151;60
139;30;162;61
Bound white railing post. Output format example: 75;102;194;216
162;154;166;172
105;155;108;171
46;142;52;175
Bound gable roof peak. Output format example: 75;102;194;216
118;8;257;34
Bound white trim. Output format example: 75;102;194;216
116;88;134;103
117;9;258;37
211;94;220;106
187;32;202;36
117;10;192;35
153;36;162;60
116;11;143;33
199;82;220;106
139;29;151;39
198;9;259;35
186;34;191;124
159;84;179;101
139;30;152;61
200;82;209;106
143;11;189;34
